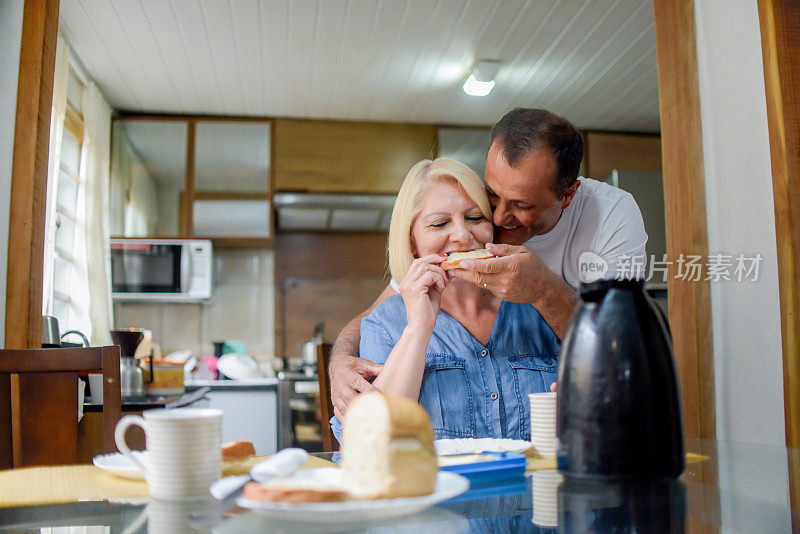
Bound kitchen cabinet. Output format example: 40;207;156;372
110;120;187;237
110;116;273;246
191;121;272;242
273;119;436;194
583;131;662;180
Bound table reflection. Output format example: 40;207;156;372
0;439;796;532
559;477;686;533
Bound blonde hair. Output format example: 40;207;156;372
388;158;491;281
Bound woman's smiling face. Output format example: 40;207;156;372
411;180;493;257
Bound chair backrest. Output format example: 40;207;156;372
0;346;121;468
315;343;338;451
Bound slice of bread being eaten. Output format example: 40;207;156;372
440;248;495;270
342;393;438;499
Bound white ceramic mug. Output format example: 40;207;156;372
115;408;223;500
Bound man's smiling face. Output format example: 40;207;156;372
484;141;579;246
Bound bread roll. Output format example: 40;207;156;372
440;248;495;270
342;393;438;499
221;440;256;462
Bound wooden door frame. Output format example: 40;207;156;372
757;0;800;528
653;2;716;441
5;0;60;349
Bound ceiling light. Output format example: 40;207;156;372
463;60;500;97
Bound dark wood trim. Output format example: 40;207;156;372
1;346;120;467
581;128;661;138
316;343;337;451
110;235;191;240
579;129;590;177
270;118;279;355
100;346;121;454
199;237;274;248
434;123;492;131
653;1;716;440
193;192;270;201
14;371;78;465
114;113;273;123
184;120;196;236
268;118;275;240
0;347;115;372
5;0;60;349
757;0;800;528
0;373;10;467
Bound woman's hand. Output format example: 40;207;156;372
398;254;449;332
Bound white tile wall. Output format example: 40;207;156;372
113;249;275;363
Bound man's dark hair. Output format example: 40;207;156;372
490;108;584;198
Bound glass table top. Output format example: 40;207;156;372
0;438;796;533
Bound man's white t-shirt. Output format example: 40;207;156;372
389;177;647;292
524;177;647;289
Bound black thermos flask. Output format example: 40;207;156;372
557;278;684;480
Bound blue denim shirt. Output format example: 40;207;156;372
331;294;560;443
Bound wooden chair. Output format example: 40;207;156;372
0;346;121;469
316;342;339;451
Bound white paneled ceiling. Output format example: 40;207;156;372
59;0;660;132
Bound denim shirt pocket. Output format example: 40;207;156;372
419;353;475;438
507;354;559;440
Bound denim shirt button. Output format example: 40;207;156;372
480;349;488;357
545;359;554;365
490;392;498;400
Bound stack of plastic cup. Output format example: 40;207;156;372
529;392;557;457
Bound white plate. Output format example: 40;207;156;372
93;451;147;480
217;353;262;380
433;438;532;455
235;467;469;523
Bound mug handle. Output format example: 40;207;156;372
115;414;148;477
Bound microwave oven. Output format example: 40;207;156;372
110;239;213;302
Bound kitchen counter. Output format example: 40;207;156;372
185;378;279;390
82;386;211;413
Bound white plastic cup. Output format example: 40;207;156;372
115;408;223;500
529;392;557;458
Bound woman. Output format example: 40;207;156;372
332;158;559;442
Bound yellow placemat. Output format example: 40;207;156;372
520;449;709;472
0;455;337;508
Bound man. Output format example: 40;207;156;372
329;108;647;420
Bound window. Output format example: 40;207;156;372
46;67;85;331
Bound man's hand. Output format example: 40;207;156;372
450;242;578;339
329;354;383;422
450;242;555;304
